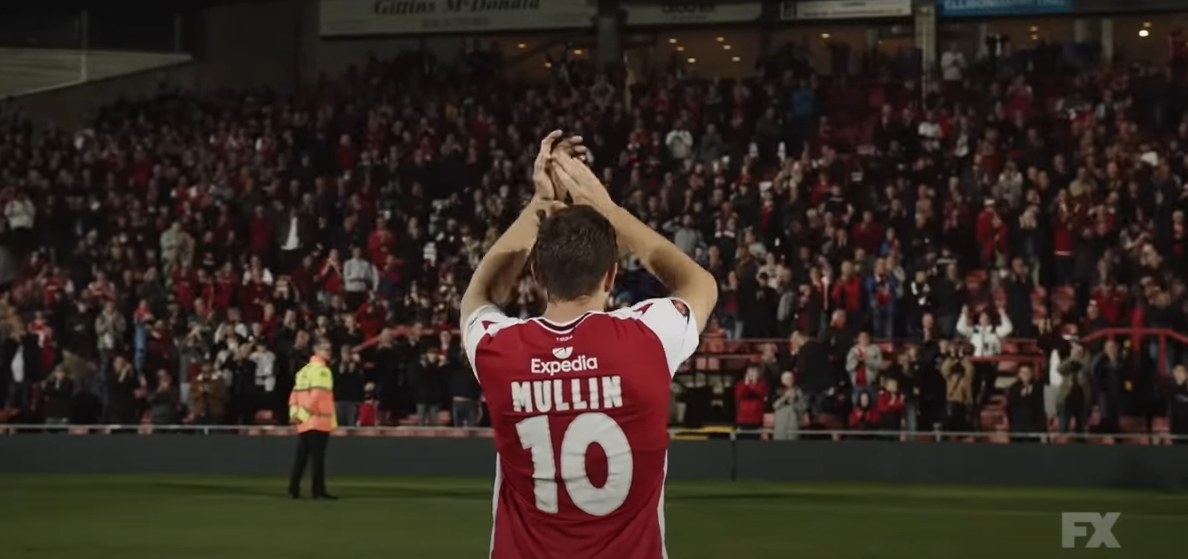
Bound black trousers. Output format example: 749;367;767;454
289;430;330;496
973;363;997;408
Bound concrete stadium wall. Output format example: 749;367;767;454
2;436;1187;489
12;62;196;128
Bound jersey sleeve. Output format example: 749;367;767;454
462;304;512;375
613;297;701;376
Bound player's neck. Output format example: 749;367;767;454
542;297;604;324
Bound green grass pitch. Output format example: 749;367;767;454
0;475;1181;558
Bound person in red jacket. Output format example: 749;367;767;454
875;377;906;430
975;200;1007;268
356;382;378;427
734;366;769;432
849;391;879;431
851;210;884;256
248;205;274;257
830;261;863;315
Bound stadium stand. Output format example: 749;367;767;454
1;34;1187;445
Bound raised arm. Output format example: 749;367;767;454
955;307;973;338
550;153;718;332
994;308;1013;338
459;132;569;335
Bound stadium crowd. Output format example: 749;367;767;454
0;38;1187;438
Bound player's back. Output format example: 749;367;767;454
464;298;699;559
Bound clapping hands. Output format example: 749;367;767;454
531;130;613;214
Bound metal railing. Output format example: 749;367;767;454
2;424;1183;444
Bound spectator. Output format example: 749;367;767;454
3;188;36;256
1036;317;1070;416
956;304;1012;408
343;246;378;310
770;371;805;440
1006;365;1044;439
788;331;830;418
733;366;768;433
2;320;41;416
915;335;947;430
315;249;344;307
846;331;882;402
159;222;194;273
413;348;443;426
223;340;257;425
450;352;480;427
1092;338;1126;433
435;330;462;414
42;367;73;425
757;343;781;385
848;391;878;431
334;347;364;427
866;258;898;338
698;123;726;164
95;301;126;378
830;261;863;317
901;346;926;433
941;343;973;431
672;215;702;257
740;271;779;339
1002;258;1035;338
104;356;139;425
357;382;379;427
1169;365;1188;442
940;43;966;85
131;301;152;374
190;364;228;424
821;309;856;377
931;263;966;338
277;207;312;272
361;328;399;413
665;122;694;168
249;341;278;417
1056;344;1093;434
875;377;905;431
903;269;933;338
148;369;181;425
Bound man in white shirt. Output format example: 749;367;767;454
665;123;694;169
940;43;966;85
7;341;25;409
277;207;306;272
159;222;194;273
251;344;277;395
3;324;39;413
342;246;377;309
4;190;36;256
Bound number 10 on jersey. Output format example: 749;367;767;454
515;412;634;516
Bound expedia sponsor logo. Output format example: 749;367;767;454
531;354;599;375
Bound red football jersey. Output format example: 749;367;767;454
463;298;700;559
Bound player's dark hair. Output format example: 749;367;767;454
532;205;617;302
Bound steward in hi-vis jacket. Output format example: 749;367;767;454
288;339;337;500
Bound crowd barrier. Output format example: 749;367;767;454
2;426;1186;489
